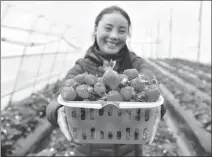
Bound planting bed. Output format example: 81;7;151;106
146;59;211;134
162;58;211;83
151;59;211;96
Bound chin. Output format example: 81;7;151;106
104;48;120;55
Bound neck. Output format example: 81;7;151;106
94;44;128;57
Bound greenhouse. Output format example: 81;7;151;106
1;1;211;156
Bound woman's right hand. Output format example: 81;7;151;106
57;106;73;141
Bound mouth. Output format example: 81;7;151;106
106;41;118;48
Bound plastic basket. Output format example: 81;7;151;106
57;95;164;145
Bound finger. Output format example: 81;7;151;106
59;117;72;141
57;108;82;146
57;110;72;141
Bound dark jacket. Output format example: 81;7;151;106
46;45;165;156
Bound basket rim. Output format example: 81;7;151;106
57;95;164;109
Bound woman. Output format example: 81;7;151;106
46;5;166;156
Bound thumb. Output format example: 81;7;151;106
57;107;72;141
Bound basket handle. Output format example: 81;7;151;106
102;102;120;108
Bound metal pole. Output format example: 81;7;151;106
1;37;59;47
47;26;69;85
142;43;144;58
146;28;150;58
57;48;70;82
32;23;55;93
8;15;42;105
1;51;69;59
1;4;12;22
2;73;61;98
197;0;203;63
168;8;173;58
1;24;61;38
56;26;75;83
150;28;153;58
156;20;160;59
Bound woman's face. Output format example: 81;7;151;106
95;13;129;55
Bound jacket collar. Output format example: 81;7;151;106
84;44;133;73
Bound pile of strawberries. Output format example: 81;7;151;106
60;60;161;102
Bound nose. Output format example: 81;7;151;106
109;30;119;39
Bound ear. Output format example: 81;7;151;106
126;37;131;45
94;26;98;36
127;33;131;39
92;27;98;41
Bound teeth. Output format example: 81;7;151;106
106;42;116;47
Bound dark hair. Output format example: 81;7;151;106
95;6;131;32
92;5;132;46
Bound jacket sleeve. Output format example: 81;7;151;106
46;59;84;126
129;52;155;80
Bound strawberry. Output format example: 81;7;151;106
146;88;160;102
76;84;94;99
134;91;147;102
94;81;106;97
106;90;124;101
102;60;121;90
123;69;138;81
150;78;161;88
74;72;88;84
97;77;104;83
61;86;77;101
138;74;149;81
119;74;130;86
64;78;78;87
130;78;146;92
120;86;136;101
84;74;98;85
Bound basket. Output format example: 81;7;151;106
57;95;164;145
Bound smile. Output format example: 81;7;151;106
106;41;118;48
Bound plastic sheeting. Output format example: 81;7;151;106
1;3;82;110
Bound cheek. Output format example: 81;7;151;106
96;35;106;48
120;34;128;42
96;29;108;42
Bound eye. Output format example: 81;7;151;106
119;30;126;34
105;27;112;32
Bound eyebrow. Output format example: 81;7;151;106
105;24;127;29
104;24;113;27
119;26;127;29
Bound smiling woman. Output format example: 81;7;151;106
2;1;211;156
96;13;129;55
93;6;131;56
45;5;166;156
